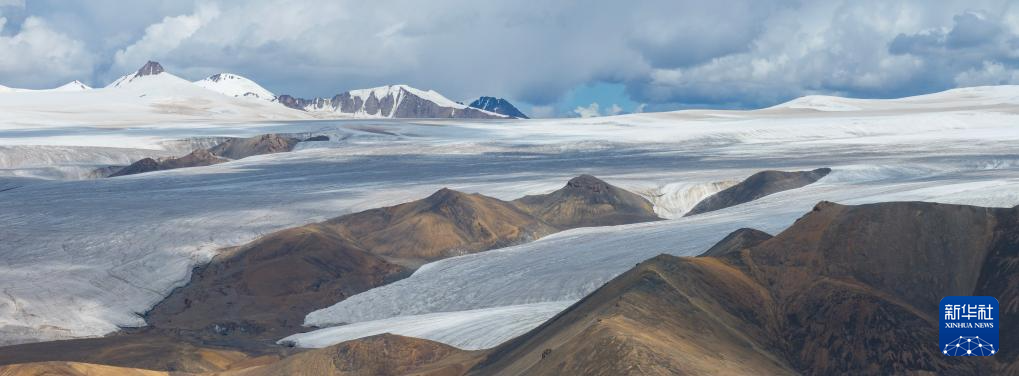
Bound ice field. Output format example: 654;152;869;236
3;86;1019;347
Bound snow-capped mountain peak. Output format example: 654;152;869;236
194;73;275;101
106;61;172;88
53;80;93;92
137;61;165;77
277;84;507;119
469;96;528;118
0;80;92;92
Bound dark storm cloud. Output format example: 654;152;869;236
1;0;1019;112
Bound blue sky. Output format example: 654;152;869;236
2;1;1019;117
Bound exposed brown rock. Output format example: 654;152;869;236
325;188;557;266
208;134;301;160
698;227;772;257
512;175;661;229
221;334;482;376
146;227;408;341
470;201;1019;375
110;149;226;177
0;362;168;376
0;335;480;376
685;168;831;216
0;331;271;373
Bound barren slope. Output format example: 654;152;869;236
685;168;831;216
512;175;660;229
470;201;1019;375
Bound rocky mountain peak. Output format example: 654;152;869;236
564;174;610;194
136;61;165;77
424;187;470;207
469;96;529;119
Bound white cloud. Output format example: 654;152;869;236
573;102;601;118
572;102;626;117
954;61;1019;86
112;3;220;74
0;16;94;88
0;0;24;7
6;0;1019;108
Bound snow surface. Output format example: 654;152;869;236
0;72;312;130
4;85;1019;348
193;73;275;101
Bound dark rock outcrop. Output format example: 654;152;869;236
207;134;300;160
109;134;303;177
109;149;225;177
512;175;661;229
136;61;165;77
303;135;329;142
274;94;317;110
469;97;529;119
685;167;831;216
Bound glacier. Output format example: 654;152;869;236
3;85;1019;348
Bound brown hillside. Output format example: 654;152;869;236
471;201;1019;375
512;175;660;229
208;134;301;160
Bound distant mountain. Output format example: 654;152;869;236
276;85;507;119
0;80;92;93
0;61;522;121
107;61;166;88
469;96;529;118
194;73;275;101
51;80;92;92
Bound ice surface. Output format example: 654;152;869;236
280;301;573;350
3;86;1019;347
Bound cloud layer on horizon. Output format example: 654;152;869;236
2;0;1019;114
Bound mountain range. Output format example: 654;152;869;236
0;61;528;120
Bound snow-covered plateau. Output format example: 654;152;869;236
3;85;1019;349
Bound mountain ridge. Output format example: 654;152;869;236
469;96;528;118
276;84;507;119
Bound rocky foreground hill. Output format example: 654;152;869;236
3;200;1016;375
